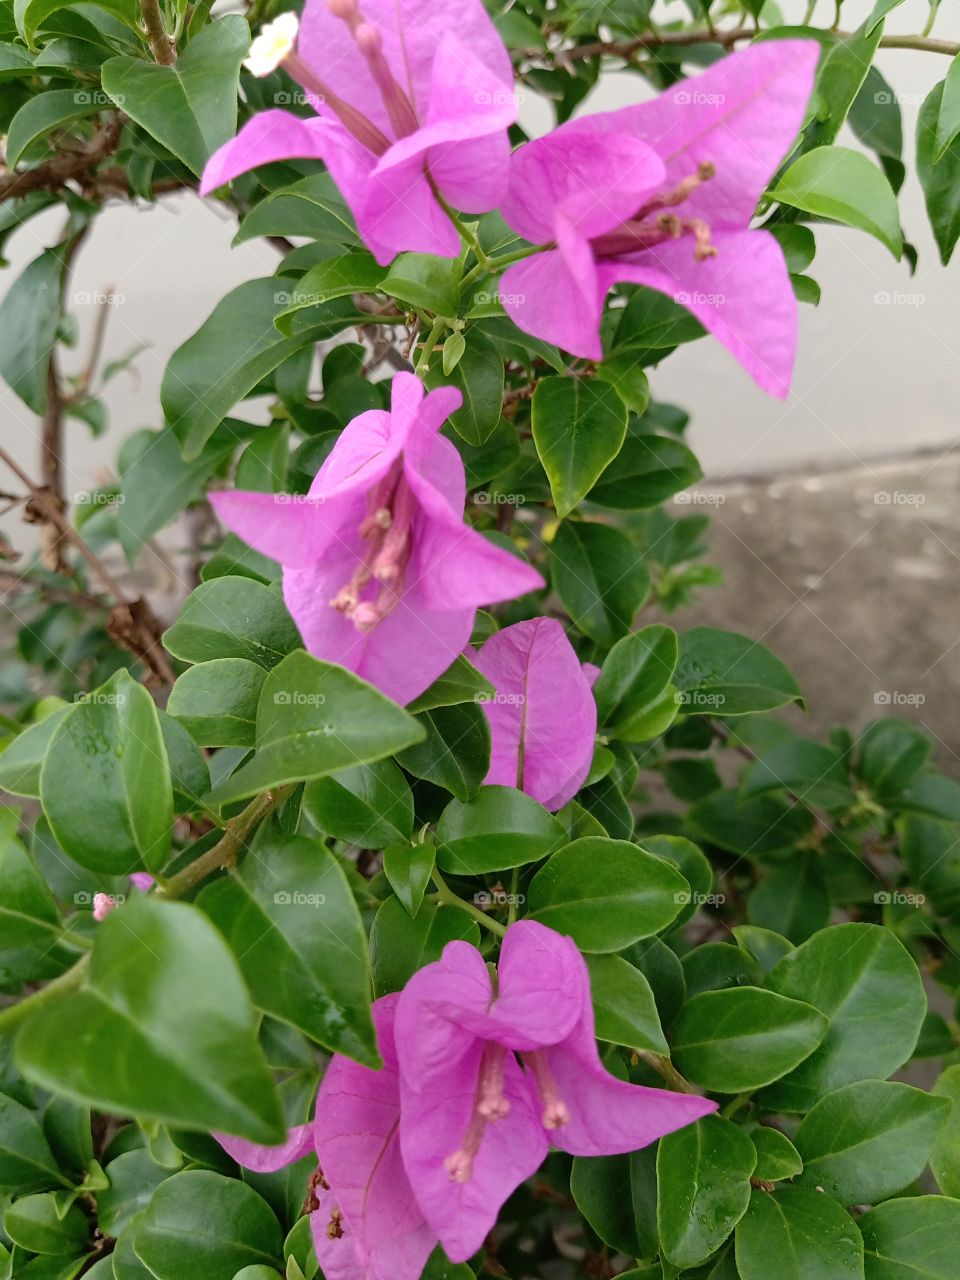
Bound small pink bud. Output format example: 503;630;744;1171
93;893;118;922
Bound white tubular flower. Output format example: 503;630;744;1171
244;12;300;77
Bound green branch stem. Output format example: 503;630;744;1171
157;786;294;899
431;870;508;936
413;316;447;377
0;955;90;1036
637;1050;699;1094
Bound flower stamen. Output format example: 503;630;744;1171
523;1051;569;1130
326;0;419;139
589;161;719;264
329;465;416;633
445;1044;510;1183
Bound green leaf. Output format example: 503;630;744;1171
772;146;902;257
747;861;830;945
205;651;425;805
675;628;803;716
687;789;814;860
571;1151;656;1258
527;837;687;952
794;1081;949;1204
383;840;435;917
918;80;960;265
0;707;70;799
198;834;377;1065
163;279;362;459
858;718;930;799
40;669;172;873
735;1187;865;1280
802;21;884;152
435;786;563;875
588;435;702;511
5;89;101;169
97;1150;170;1238
931;1065;960;1197
0;1094;64;1193
442;330;466;375
0;246;65;413
167;659;266;748
163;578;300;670
136;1171;283;1280
302;761;413;848
101;17;249;176
550;521;650;647
761;923;927;1111
0;825;69;985
750;1127;803;1182
586;954;668;1054
406;655;494;714
594;626;679;742
381;253;461;316
424;329;503;446
3;1193;89;1255
16;897;284;1144
935;53;960;158
734;925;794;976
860;1196;960;1280
741;738;853;811
395;703;490;802
867;0;905;33
658;1115;757;1268
0;41;35;78
274;252;383;330
531;377;627;517
234;174;357;248
117;426;235;564
369;898;479;997
672;988;828;1092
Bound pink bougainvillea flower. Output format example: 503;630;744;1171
92;873;154;921
200;0;516;264
499;40;820;397
210;374;543;706
395;921;716;1262
219;996;435;1280
471;618;597;810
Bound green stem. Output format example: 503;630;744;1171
413;317;447;378
461;242;551;291
721;1091;753;1119
508;867;520;927
157;786;294;899
431;184;493;272
431;870;507;937
0;955;90;1036
637;1050;699;1095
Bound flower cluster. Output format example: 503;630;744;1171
204;0;818;394
219;921;715;1279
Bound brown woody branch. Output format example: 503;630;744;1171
140;0;177;64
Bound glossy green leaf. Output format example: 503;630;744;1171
672;987;828;1092
425;328;503;445
3;1193;89;1255
588;435;702;511
860;1196;960;1280
5;89;101;169
550;521;650;647
369;898;479;997
405;655;494;714
97;1150;170;1238
167;659;266;748
571;1151;656;1258
750;1127;803;1182
794;1080;948;1204
918;81;960;264
0;1094;64;1193
594;625;679;742
527;837;688;952
761;923;926;1111
383;840;435;917
303;760;413;848
531;377;627;517
931;1065;960;1197
381;253;461;316
275;252;383;330
40;669;172;873
675;628;803;716
586;954;668;1054
163;579;300;670
658;1114;757;1268
101;17;248;176
199;834;377;1065
0;707;70;799
135;1171;283;1280
206;650;424;805
0;247;65;414
436;786;563;874
395;702;490;802
772;146;902;258
16;897;284;1144
735;1186;865;1280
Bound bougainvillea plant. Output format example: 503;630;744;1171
2;0;960;1278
